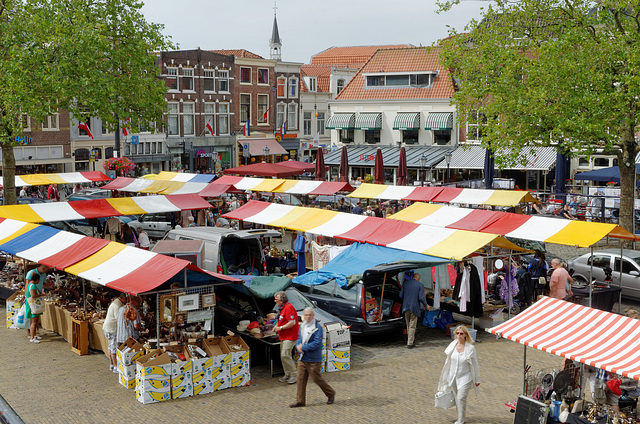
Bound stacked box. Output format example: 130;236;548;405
164;345;193;399
135;350;172;404
326;347;350;372
117;338;144;388
187;342;215;396
223;335;251;387
6;290;26;329
203;337;233;391
325;322;351;350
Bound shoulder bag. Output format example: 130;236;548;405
434;388;456;410
27;284;46;315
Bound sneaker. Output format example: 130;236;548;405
113;368;119;374
29;338;40;344
278;376;289;383
287;377;297;384
109;365;114;371
34;335;42;340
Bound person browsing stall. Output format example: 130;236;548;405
136;227;150;250
290;307;335;408
438;325;481;424
274;290;300;384
25;272;46;343
104;292;126;372
550;258;573;300
399;270;427;349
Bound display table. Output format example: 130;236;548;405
225;326;280;376
571;286;621;312
0;286;17;300
565;413;606;423
88;321;108;356
41;303;108;356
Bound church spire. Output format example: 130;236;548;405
270;2;282;61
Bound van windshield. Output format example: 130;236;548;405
285;288;314;311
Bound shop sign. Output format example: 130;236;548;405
359;154;376;161
15;135;33;144
283;134;297;139
131;135;139;145
196;149;213;158
275;134;282;142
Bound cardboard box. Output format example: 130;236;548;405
223;335;250;367
135;388;172;404
203;338;233;391
210;364;231;391
326;360;350;372
135;351;172;404
193;380;214;396
163;345;193;378
117;337;145;366
326;347;350;372
117;363;136;380
186;342;211;374
231;372;251;387
325;322;351;349
118;373;136;389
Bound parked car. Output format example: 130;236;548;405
214;285;345;335
163;227;280;275
128;212;173;239
68;188;112;202
568;249;640;299
294;262;421;336
0;196;48;205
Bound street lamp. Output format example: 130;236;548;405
444;151;452;184
263;145;270;163
420;154;428;187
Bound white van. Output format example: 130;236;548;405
163;227;281;275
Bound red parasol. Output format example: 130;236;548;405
338;146;349;182
374;148;385;184
315;148;326;181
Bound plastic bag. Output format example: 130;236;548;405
423;309;440;328
11;303;26;329
434;310;454;332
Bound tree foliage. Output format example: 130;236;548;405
438;0;640;232
0;0;173;204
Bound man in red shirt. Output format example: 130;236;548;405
274;291;300;384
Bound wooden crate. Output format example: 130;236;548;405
71;318;89;355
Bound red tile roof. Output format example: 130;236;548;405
335;47;455;100
311;45;412;67
210;49;263;59
300;64;334;93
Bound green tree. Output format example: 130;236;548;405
0;0;173;204
438;0;640;232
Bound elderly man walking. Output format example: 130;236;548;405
399;270;427;349
550;258;573;300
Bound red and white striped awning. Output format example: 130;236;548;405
3;171;111;187
489;297;640;380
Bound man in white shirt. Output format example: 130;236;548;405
136;227;150;250
104;292;126;372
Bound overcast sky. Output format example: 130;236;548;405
141;0;489;63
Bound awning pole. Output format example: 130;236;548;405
619;242;623;315
82;279;87;312
589;246;593;308
184;268;188;288
507;250;512;320
156;293;160;349
523;344;527;395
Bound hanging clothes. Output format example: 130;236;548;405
310;241;331;271
499;264;520;308
432;264;450;310
453;262;483;318
471;256;486;304
328;245;350;262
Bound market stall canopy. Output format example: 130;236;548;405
238;138;288;156
293;242;450;287
348;183;538;206
2;171;111;188
223;162;306;178
433;145;557;171
0;194;211;223
101;176;210;195
390;202;638;247
0;217;240;294
223;201;528;261
489;297;640;380
207;176;354;196
574;164;640;184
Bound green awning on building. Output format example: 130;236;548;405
354;113;382;130
325;113;356;130
392;112;420;130
424;112;453;131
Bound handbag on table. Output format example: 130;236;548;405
434;388;456;410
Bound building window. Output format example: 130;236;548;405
157;142;163;154
75;148;90;161
105;147;114;159
22;114;31;131
466;110;487;142
240;94;251;123
277;78;286;98
166;67;178;90
182;68;194;91
288;103;297;129
340;130;354;144
366;76;385;86
204;103;215;135
42;114;59;131
289;77;298;98
257;68;269;84
204;69;215;92
402;129;419;144
124;144;130;155
218;70;229;92
167;102;179;135
365;130;380;144
218;103;229;134
151;142;157;154
276;103;286;128
308;77;317;92
240;67;251;83
145;142;151;154
316;112;325;135
337;79;345;94
183;102;195;136
365;73;434;88
434;130;451;145
303;112;312;136
258;94;269;124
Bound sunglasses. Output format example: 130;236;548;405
455;332;465;335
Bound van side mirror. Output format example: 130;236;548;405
138;216;143;222
630;270;639;277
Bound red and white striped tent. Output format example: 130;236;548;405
489;297;640;380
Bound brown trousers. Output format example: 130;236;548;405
296;361;335;405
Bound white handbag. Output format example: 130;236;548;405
434;389;456;410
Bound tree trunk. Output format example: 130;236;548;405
1;142;16;205
619;135;636;235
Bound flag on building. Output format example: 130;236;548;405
78;122;94;139
279;120;287;137
243;120;250;136
313;132;320;145
122;118;130;136
206;118;214;136
262;107;271;122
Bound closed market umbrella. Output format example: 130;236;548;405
339;146;349;183
555;145;571;202
398;147;408;186
484;146;494;189
374;148;385;184
315;148;326;181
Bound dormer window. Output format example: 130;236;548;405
365;72;435;88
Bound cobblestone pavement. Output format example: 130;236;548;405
0;300;562;424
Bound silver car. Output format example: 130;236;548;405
568;249;640;299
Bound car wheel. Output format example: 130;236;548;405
573;275;587;284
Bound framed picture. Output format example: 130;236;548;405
178;293;199;311
175;313;186;324
201;293;216;308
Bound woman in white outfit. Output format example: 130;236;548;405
437;325;481;424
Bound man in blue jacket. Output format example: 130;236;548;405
399;270;427;349
289;308;336;408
